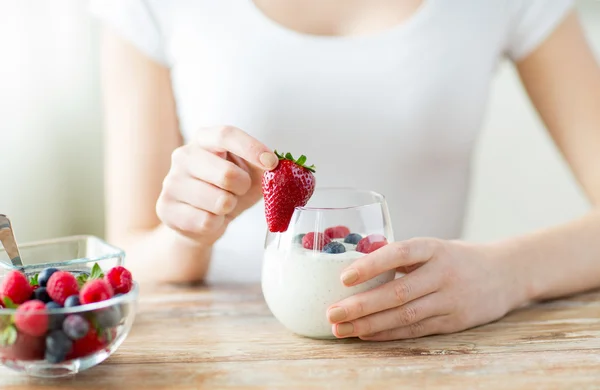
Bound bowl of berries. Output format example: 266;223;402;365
0;234;138;378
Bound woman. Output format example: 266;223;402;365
91;0;600;341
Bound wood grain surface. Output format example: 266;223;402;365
2;282;600;389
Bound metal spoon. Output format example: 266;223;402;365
0;214;23;267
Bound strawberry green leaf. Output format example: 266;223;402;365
104;328;114;343
77;274;88;288
90;263;104;280
77;263;105;288
272;150;316;173
89;314;109;341
296;155;307;166
2;297;18;309
0;325;17;347
28;273;39;287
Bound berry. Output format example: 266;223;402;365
293;233;306;244
95;306;122;328
302;232;331;251
104;266;133;295
0;271;33;304
2;332;45;361
45;301;62;309
46;301;65;331
33;287;52;303
262;151;316;233
325;226;351;240
64;295;81;308
63;315;89;340
80;279;114;304
15;300;48;337
45;330;73;363
356;234;388;254
38;268;59;288
67;326;105;360
47;271;79;306
344;233;363;245
323;242;346;254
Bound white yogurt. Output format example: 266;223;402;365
261;244;395;339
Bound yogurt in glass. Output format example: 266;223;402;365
261;188;396;339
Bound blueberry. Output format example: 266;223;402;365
46;301;62;309
33;287;52;303
293;233;306;244
64;295;81;308
63;315;89;340
95;306;122;328
344;233;362;245
45;330;73;363
322;242;346;254
46;301;65;330
38;268;59;288
45;350;67;364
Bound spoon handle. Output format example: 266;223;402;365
0;215;23;267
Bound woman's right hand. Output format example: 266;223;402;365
156;125;279;245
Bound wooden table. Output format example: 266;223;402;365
2;282;600;389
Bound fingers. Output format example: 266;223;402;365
341;238;440;286
330;293;449;338
178;146;252;196
162;175;238;216
156;200;225;239
358;315;451;341
195;125;278;170
328;263;442;324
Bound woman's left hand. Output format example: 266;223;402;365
327;238;529;341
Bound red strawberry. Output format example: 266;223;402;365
302;232;331;251
80;279;114;304
104;266;133;295
262;151;316;233
1;332;45;361
356;234;388;254
0;271;33;305
324;226;351;240
47;271;79;306
14;300;48;337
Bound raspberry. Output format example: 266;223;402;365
0;271;33;304
104;266;133;294
302;232;331;251
80;279;114;304
47;271;79;306
356;234;388;254
1;332;45;361
324;225;351;240
15;300;49;337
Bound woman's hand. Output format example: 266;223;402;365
156;125;278;245
327;238;529;341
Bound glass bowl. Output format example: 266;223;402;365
0;235;138;378
262;188;396;339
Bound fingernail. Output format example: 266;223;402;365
336;323;354;337
341;269;358;285
259;152;278;169
328;307;347;323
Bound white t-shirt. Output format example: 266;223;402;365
90;0;573;282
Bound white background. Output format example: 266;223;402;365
0;1;598;244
